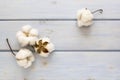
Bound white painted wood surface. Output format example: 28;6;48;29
0;52;120;80
0;0;120;79
0;21;120;50
0;0;120;19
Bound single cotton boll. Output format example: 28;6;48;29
29;37;38;45
29;28;38;37
77;8;93;27
46;43;55;53
39;43;55;57
22;25;32;33
34;37;55;57
81;9;93;22
15;49;35;68
17;36;29;47
16;31;29;46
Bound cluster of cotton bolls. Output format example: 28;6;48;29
6;25;55;68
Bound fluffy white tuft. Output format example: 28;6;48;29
16;25;39;46
29;28;38;37
28;37;38;45
17;36;29;47
15;48;35;68
34;37;55;57
77;8;93;27
16;31;26;38
46;43;55;53
22;25;32;33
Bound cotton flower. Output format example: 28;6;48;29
6;38;35;68
34;37;55;57
15;48;35;68
77;8;93;27
16;25;38;47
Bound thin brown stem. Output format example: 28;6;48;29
6;38;16;56
92;9;103;14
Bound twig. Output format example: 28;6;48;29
6;38;16;56
92;9;103;14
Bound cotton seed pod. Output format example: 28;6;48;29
15;48;35;68
34;37;55;57
77;8;93;27
16;25;39;46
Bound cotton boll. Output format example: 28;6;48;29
16;25;39;46
34;37;55;57
81;9;93;22
17;36;29;47
29;28;38;37
15;49;35;68
46;43;55;53
77;8;93;27
22;25;32;33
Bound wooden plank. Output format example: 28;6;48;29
0;52;120;80
0;52;24;80
1;21;120;50
0;0;120;19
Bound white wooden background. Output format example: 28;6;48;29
0;0;120;80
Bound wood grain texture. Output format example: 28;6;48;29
0;52;24;80
0;0;120;79
0;21;120;50
0;52;120;80
0;0;119;19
